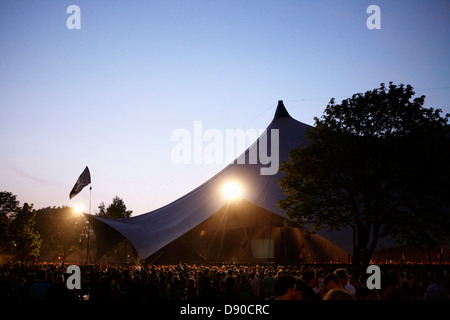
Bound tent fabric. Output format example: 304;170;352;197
90;101;398;260
145;199;350;264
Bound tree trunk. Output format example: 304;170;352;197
351;247;371;277
351;221;378;277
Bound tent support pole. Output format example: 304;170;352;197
217;202;229;264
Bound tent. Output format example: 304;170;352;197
89;101;436;264
140;199;350;264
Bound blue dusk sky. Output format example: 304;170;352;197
1;0;449;215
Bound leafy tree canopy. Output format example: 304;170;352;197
96;196;133;219
278;82;450;269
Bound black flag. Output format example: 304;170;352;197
69;166;91;199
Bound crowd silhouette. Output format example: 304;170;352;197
0;262;449;301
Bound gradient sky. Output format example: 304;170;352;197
1;0;449;216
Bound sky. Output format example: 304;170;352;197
1;0;449;216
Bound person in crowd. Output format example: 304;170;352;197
222;275;238;300
274;275;302;300
197;275;219;300
264;271;276;299
237;274;252;300
323;288;356;300
378;274;399;300
321;273;339;299
185;278;198;300
47;273;78;300
301;270;321;300
249;272;263;299
29;270;50;300
89;274;109;301
295;278;311;300
423;272;449;300
334;268;356;294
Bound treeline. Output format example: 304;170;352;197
0;192;133;262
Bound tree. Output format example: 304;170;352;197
277;82;450;273
97;202;107;216
9;203;42;259
95;196;135;263
0;191;19;245
96;196;132;219
0;192;41;259
35;206;85;262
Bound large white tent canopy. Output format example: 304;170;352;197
90;101;398;260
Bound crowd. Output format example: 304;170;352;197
0;262;449;301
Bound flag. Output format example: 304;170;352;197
69;166;91;199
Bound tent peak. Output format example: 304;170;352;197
274;100;292;119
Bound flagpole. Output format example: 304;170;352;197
69;166;91;265
85;184;92;265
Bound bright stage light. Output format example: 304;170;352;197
222;182;242;200
74;204;83;215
